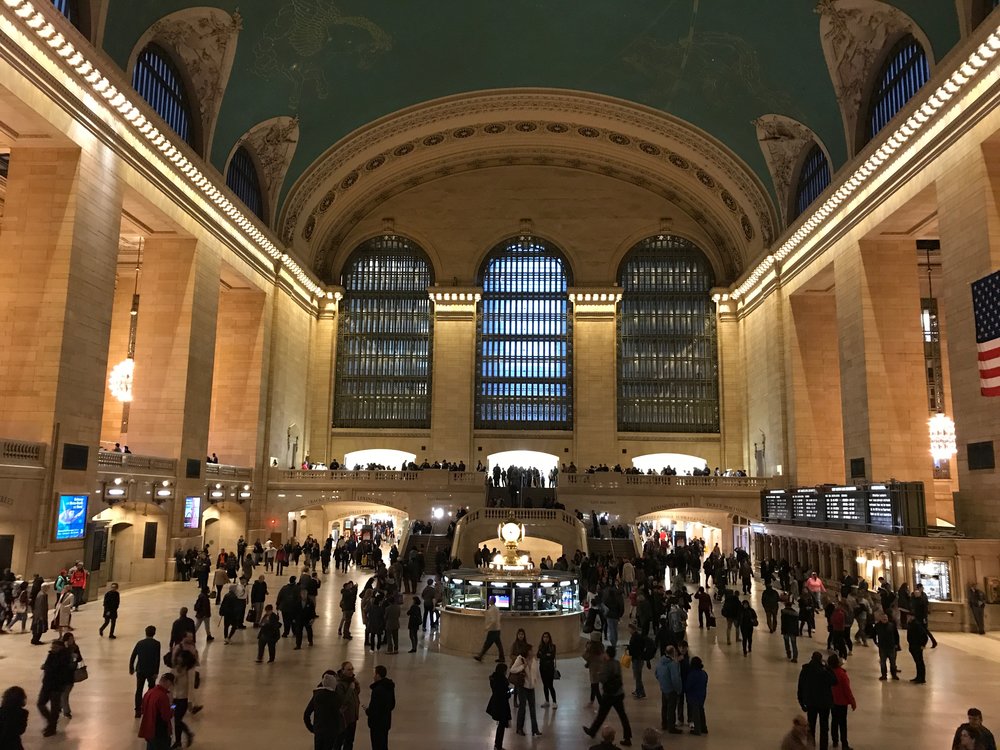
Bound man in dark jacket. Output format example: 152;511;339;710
303;670;343;750
37;638;75;736
907;617;929;683
780;599;800;662
277;576;299;638
168;607;196;648
250;575;268;626
761;583;780;633
99;582;121;638
873;611;900;680
797;651;836;750
129;625;162;717
366;665;396;750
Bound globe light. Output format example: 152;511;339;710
108;358;135;402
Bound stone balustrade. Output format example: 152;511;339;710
205;462;253;480
561;473;771;490
96;450;177;476
275;468;486;487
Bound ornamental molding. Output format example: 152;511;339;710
279;89;778;268
228;115;300;226
815;0;932;155
313;144;744;286
128;7;243;158
754;114;832;226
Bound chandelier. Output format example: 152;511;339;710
108;358;135;402
928;412;957;462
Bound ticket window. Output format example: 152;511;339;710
913;559;952;602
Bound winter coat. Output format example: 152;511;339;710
486;671;511;723
366;678;396;730
654;655;682;695
797;661;836;710
684;666;708;705
831;666;856;709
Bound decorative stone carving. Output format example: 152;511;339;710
231;116;300;224
815;0;928;154
754;115;829;226
133;8;243;157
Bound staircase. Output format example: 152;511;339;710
586;535;635;559
402;533;453;569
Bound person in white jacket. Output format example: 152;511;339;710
510;644;542;737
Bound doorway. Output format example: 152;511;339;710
0;535;13;571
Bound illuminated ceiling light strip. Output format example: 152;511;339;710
2;4;322;297
732;26;1000;301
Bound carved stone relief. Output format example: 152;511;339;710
132;8;242;157
815;0;928;155
231;116;300;225
754;115;830;226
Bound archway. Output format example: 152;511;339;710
632;452;709;476
487;450;559;484
202;502;247;557
343;448;416;470
635;507;748;555
92;504;169;585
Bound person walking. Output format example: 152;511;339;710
138;673;174;750
762;583;780;633
384;596;401;655
129;626;162;718
486;663;512;750
828;654;855;750
338;581;357;641
0;685;29;748
220;586;243;644
907;616;929;684
52;588;73;636
694;586;714;630
68;563;87;611
256;604;281;663
474;597;505;663
537;631;558;708
365;665;395;750
171;650;196;748
212;566;228;605
873;611;900;680
98;582;120;638
193;587;214;642
685;656;708;736
293;588;316;650
510;644;542;737
910;584;938;648
738;600;758;656
797;651;836;750
36;638;74;737
168;608;196;649
626;623;648;699
805;572;826;610
303;671;341;750
29;583;49;645
654;645;683;735
58;632;83;720
968;585;988;635
250;575;267;627
781;599;800;662
583;645;633;747
405;596;421;653
721;590;741;645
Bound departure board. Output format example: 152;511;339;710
825;486;865;524
867;484;895;529
759;481;925;536
763;490;791;520
791;488;823;522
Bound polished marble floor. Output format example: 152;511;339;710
1;560;997;749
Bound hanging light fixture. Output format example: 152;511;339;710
109;240;142;423
108;358;135;402
929;412;957;461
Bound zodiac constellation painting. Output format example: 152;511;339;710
253;0;392;109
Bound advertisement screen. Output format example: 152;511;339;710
55;494;88;541
183;496;201;529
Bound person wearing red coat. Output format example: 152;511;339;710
828;654;856;750
138;674;174;750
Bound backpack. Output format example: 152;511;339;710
642;637;657;662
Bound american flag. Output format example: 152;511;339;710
973;269;1000;397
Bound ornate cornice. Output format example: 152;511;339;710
228;115;299;227
279;89;779;276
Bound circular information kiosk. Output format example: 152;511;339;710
438;519;585;655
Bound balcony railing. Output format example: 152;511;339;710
0;438;46;467
96;451;177;476
561;473;771;490
206;463;253;480
275;469;487;487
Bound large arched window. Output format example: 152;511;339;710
866;35;930;143
476;237;572;430
132;44;195;146
334;237;434;428
617;236;719;433
226;146;265;220
793;143;832;219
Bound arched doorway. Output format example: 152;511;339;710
92;504;169;585
202;502;247;558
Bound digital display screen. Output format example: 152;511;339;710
493;594;510;609
791;488;822;522
763;490;791;521
55;494;88;541
183;496;201;529
867;485;895;529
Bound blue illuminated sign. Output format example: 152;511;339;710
55;494;88;541
183;496;201;529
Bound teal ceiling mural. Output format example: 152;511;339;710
102;1;960;216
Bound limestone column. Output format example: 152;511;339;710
835;240;935;517
304;290;340;466
570;289;620;468
788;292;845;486
714;292;746;472
0;146;123;560
936;144;1000;534
428;289;480;463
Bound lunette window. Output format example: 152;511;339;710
334;237;434;428
618;236;719;433
132;44;194;146
793;144;831;219
867;35;929;143
475;237;572;430
226;146;265;220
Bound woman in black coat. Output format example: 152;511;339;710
486;663;512;750
406;596;421;653
0;685;28;750
537;631;557;708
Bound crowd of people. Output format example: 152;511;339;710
299;457;471;472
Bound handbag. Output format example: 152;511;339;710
74;664;89;683
246;608;256;623
554;669;561;680
620;652;632;668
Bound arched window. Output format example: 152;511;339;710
51;0;80;28
617;236;719;433
226;146;265;220
793;143;832;219
132;44;194;146
0;153;9;179
867;35;930;142
476;237;572;430
334;236;434;428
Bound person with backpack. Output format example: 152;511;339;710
583;645;633;747
738;600;758;656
